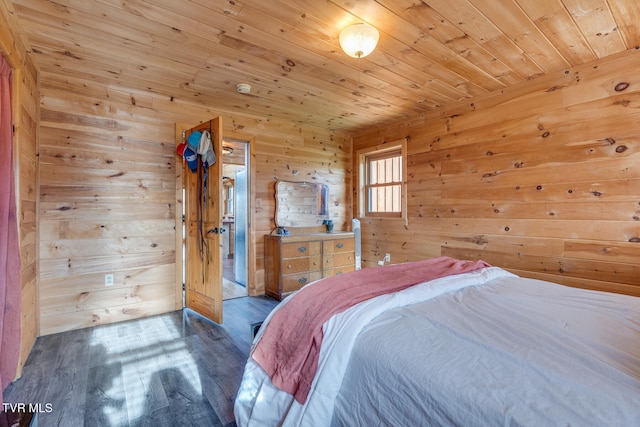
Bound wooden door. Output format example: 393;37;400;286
182;118;223;323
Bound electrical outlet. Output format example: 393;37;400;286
384;253;391;262
104;274;114;286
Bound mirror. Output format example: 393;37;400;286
222;177;234;218
275;181;329;227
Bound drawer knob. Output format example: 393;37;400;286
298;277;308;285
298;246;307;253
336;243;344;249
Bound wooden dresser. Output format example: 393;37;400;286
264;232;356;300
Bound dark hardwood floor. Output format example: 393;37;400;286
3;296;279;427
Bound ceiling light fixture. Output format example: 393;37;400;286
339;23;379;58
222;145;234;155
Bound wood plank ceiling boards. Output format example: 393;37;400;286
11;0;640;133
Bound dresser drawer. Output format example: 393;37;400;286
282;255;322;274
333;251;355;267
323;251;355;270
323;238;355;254
282;272;323;293
281;241;321;258
323;264;355;278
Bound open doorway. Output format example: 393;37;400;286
221;137;249;300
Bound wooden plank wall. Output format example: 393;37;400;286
353;48;640;297
0;0;39;376
36;77;350;335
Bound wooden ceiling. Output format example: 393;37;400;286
10;0;640;132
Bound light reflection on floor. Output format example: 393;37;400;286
89;314;203;425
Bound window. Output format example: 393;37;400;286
357;139;407;220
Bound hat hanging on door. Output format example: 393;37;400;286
186;130;202;152
198;130;216;169
183;147;198;172
176;141;187;157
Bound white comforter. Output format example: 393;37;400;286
234;266;515;426
235;267;640;426
332;275;640;426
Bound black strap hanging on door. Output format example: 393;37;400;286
199;123;214;266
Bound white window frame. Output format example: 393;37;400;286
357;138;407;221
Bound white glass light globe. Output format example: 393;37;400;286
339;23;379;58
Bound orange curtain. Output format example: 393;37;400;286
0;55;21;403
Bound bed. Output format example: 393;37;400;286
234;257;640;426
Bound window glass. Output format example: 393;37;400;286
358;141;406;220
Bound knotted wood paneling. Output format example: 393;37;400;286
35;76;351;335
11;0;640;132
354;49;640;296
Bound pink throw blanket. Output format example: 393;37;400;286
252;256;490;403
